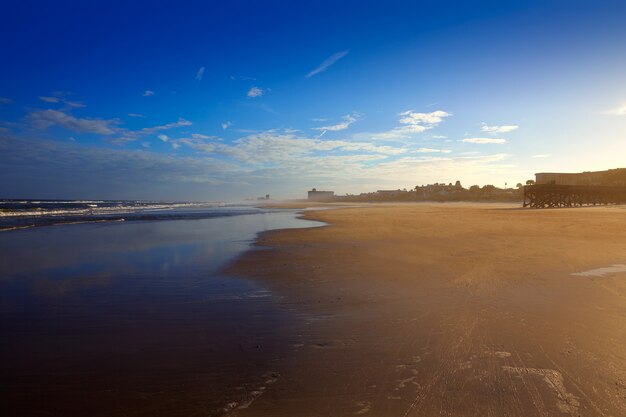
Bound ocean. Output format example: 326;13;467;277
0;200;323;416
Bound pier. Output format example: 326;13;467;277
523;184;626;208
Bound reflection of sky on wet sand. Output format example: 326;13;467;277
0;210;322;416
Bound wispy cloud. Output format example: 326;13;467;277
247;86;263;98
312;112;360;131
307;50;349;78
111;118;193;144
0;97;12;104
221;121;232;130
531;154;550;158
461;137;506;144
606;104;626;115
142;90;155;97
172;130;407;164
38;93;86;108
27;109;119;135
128;113;145;118
139;118;192;135
229;75;256;81
364;110;451;140
414;148;452;153
481;123;519;134
0;135;238;195
191;133;214;139
195;66;205;81
39;96;61;103
25;110;194;144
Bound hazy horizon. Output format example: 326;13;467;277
1;0;626;201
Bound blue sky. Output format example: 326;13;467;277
1;0;625;201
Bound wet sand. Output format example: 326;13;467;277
227;203;626;416
0;212;323;417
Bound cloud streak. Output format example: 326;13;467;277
481;123;519;134
195;66;205;81
27;109;120;135
461;137;506;144
312;113;360;131
307;50;349;78
38;93;86;108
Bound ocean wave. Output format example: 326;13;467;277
0;200;262;231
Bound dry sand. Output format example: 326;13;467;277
226;203;626;417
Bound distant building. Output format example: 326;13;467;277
535;169;626;186
308;188;335;201
376;189;408;197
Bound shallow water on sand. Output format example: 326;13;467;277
0;210;322;416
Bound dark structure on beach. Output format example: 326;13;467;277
523;168;626;208
308;188;335;201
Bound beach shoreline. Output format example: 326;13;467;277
226;202;626;416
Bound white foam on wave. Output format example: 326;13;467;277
0;201;224;218
572;264;626;277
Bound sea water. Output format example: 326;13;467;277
0;203;323;416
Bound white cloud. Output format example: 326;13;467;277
307;50;349;78
142;90;155;97
195;66;205;81
312;113;359;131
39;96;61;103
221;121;232;130
606;104;626;115
39;93;85;108
364;110;451;140
173;130;408;164
0;135;238;190
191;133;214;139
414;148;452;153
399;110;449;125
139;118;192;135
461;138;507;144
27;109;119;135
109;118;193;143
481;123;519;134
64;100;86;108
158;134;169;142
247;87;263;98
531;154;551;158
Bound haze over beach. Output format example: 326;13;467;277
1;1;626;417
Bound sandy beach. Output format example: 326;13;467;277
226;203;626;416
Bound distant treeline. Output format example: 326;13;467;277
332;182;524;203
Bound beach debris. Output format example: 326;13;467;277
502;366;580;415
572;264;626;277
355;400;372;414
224;372;280;413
